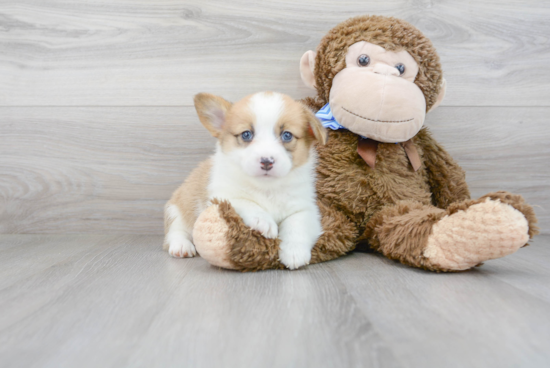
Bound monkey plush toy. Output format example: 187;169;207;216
190;15;538;272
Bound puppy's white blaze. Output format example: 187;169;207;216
248;92;284;136
236;92;293;178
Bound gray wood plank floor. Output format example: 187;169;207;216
1;234;549;368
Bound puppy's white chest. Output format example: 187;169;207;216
250;190;300;223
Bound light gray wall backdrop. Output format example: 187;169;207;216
1;0;549;234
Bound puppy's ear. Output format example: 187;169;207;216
302;105;327;145
194;93;233;137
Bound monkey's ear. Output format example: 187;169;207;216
193;93;232;137
428;78;446;113
303;105;327;145
300;50;317;90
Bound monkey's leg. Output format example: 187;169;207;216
193;199;358;271
363;193;537;272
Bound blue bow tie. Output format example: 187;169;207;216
315;103;346;131
316;103;372;139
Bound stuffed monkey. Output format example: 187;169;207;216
190;15;538;272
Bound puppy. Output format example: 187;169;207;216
163;91;327;269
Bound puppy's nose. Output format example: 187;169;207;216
260;157;275;171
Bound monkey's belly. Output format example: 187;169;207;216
316;145;432;227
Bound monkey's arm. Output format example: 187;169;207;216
415;127;471;209
192;198;358;271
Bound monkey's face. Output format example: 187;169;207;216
329;41;426;142
301;39;445;143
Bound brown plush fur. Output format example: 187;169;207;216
194;15;537;272
310;200;358;264
213;199;284;272
362;200;448;271
312;126;475;271
212;197;359;271
414;129;471;208
363;192;539;272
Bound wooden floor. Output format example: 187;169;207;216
1;234;549;368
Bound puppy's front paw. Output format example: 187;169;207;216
243;213;278;239
168;237;197;258
279;246;311;270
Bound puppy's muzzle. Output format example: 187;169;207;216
260;157;275;171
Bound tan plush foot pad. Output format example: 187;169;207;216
193;201;283;272
479;191;539;238
193;204;237;269
424;198;529;271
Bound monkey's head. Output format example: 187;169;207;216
300;15;445;143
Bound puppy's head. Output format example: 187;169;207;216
194;92;327;178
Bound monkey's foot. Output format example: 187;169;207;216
193;204;236;269
423;198;530;271
193;200;283;271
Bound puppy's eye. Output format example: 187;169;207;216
395;63;405;75
241;130;253;142
357;54;370;67
281;131;293;143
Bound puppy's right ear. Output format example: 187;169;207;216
302;104;327;145
194;93;233;137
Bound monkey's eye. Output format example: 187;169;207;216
281;131;293;143
241;130;253;142
357;54;370;67
395;63;406;75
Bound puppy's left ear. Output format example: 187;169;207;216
302;105;327;145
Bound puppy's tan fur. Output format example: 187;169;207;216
163;159;211;250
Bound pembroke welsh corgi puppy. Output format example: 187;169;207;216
163;91;327;269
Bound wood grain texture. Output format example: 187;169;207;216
330;237;550;368
1;0;549;106
1;106;548;234
426;107;550;234
0;234;549;368
0;106;215;234
0;234;400;368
